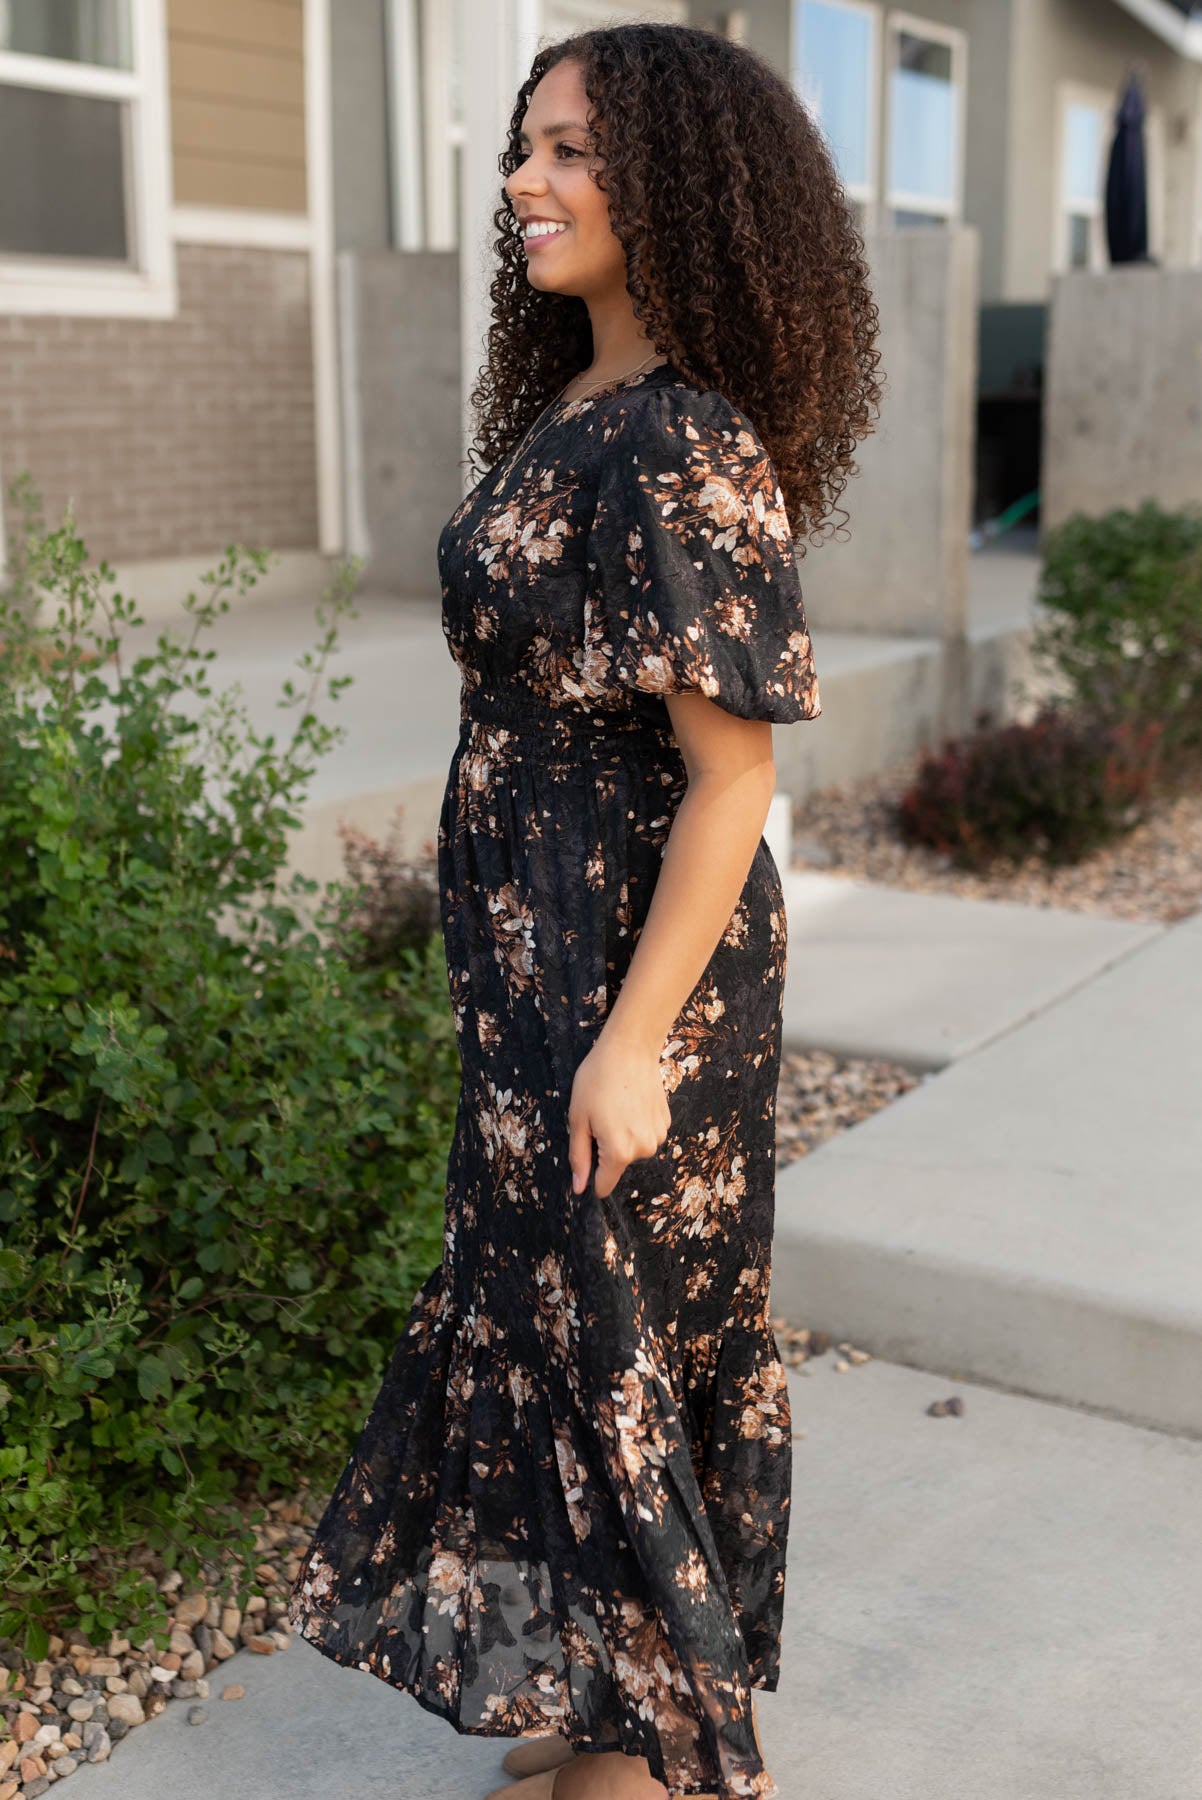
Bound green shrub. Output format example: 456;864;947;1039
0;494;458;1660
0;469;47;626
896;704;1163;869
1033;500;1202;769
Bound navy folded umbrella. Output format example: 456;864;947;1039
1105;73;1149;265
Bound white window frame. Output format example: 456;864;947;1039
882;9;966;227
0;0;175;318
421;0;459;252
792;0;881;228
1051;80;1111;275
385;0;425;251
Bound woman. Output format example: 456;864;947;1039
288;22;881;1800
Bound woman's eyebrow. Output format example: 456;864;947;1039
517;120;591;144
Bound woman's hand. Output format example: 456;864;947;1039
568;1027;672;1198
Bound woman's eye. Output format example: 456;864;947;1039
556;143;583;158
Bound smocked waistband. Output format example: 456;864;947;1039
455;685;679;767
460;683;671;737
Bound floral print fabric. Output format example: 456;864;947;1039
287;362;821;1799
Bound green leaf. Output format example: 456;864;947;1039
136;1355;172;1402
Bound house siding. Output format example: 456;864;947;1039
167;0;308;212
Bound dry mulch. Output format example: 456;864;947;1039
791;751;1202;926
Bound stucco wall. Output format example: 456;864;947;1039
1006;0;1200;299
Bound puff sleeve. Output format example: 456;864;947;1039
586;384;821;724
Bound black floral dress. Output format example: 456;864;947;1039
287;360;821;1799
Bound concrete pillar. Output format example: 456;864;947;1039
797;224;980;642
797;225;980;731
1042;266;1202;530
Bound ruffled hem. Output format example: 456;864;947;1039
286;1239;789;1800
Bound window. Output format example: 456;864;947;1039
884;12;965;229
793;0;878;229
0;0;174;316
1053;84;1110;273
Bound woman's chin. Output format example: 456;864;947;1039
524;267;578;297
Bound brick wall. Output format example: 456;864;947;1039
0;243;319;564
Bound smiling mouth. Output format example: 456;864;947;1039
522;222;571;248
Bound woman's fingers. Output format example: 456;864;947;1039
593;1138;625;1199
568;1107;595;1194
594;1129;665;1198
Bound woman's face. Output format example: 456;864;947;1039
505;59;627;301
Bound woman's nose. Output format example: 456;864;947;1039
508;152;548;195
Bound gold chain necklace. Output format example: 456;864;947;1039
492;349;666;488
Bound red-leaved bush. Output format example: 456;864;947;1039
896;706;1164;869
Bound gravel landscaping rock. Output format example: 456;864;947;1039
105;1695;144;1729
774;1047;920;1168
0;1538;302;1794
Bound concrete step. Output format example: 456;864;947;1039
779;868;1160;1070
81;1357;1202;1800
771;907;1202;1439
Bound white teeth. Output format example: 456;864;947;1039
524;221;569;239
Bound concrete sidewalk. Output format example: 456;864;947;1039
779;868;1159;1070
80;1356;1202;1800
773;906;1202;1440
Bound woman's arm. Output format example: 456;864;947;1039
568;692;777;1198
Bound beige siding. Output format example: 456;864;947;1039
168;0;307;213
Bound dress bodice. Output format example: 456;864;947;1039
436;361;821;740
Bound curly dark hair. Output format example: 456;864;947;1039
467;21;884;550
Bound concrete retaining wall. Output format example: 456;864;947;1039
1043;267;1202;530
795;225;980;645
339;248;462;595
